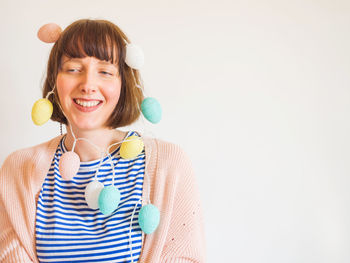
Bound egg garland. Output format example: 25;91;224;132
33;22;161;239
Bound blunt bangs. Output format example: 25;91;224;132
58;20;124;67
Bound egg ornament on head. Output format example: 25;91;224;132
37;23;62;43
125;44;144;70
59;151;80;180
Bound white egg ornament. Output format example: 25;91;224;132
31;98;53;126
98;185;121;215
138;204;160;234
59;151;80;180
120;136;144;159
85;180;104;209
125;44;144;70
141;97;162;124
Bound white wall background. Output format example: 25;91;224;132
1;0;350;262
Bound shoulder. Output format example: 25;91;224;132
155;138;186;154
2;136;61;166
0;136;63;181
144;136;194;175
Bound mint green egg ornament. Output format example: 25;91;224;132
138;204;160;234
141;97;162;124
98;185;121;215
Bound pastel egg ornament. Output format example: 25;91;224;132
85;180;104;209
98;185;121;215
138;204;160;234
37;23;62;43
141;97;162;124
125;44;144;70
120;136;144;159
31;98;53;126
59;151;80;180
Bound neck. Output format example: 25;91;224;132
64;126;128;162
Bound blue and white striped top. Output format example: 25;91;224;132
35;131;144;263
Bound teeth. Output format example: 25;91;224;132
75;99;100;107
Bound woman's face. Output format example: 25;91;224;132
56;55;121;131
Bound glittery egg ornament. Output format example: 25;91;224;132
37;23;62;43
120;136;144;159
98;185;121;215
138;204;160;234
141;97;162;124
85;180;104;209
125;44;144;70
31;98;53;126
59;151;80;180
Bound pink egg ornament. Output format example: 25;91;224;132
37;23;62;43
59;151;80;180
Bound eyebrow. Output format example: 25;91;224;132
62;58;118;68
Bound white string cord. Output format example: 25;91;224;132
142;137;151;204
106;153;117;185
94;151;106;180
45;90;55;99
129;198;142;263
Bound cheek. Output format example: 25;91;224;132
105;82;122;105
56;75;73;104
56;74;66;90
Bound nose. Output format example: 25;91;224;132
80;70;97;94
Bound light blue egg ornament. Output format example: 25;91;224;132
141;97;162;124
98;185;121;215
138;204;160;234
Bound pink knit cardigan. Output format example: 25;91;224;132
0;135;206;262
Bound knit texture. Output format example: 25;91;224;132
0;135;206;262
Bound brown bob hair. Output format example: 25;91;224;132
42;19;144;128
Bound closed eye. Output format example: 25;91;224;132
67;68;81;73
100;71;113;76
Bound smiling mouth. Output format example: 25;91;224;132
73;99;103;107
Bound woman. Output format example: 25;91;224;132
0;19;205;262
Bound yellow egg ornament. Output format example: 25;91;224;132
31;98;53;126
120;136;144;159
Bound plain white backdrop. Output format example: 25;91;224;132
1;0;350;262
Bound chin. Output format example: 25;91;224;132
70;117;106;132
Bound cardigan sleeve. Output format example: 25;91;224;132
160;147;206;262
0;198;33;262
0;152;34;263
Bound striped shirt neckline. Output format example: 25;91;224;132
35;130;145;263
